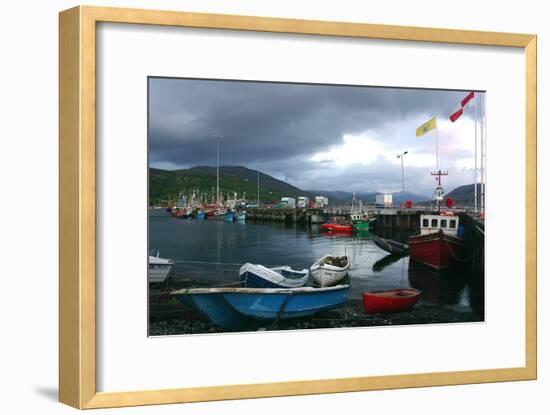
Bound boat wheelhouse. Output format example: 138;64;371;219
419;214;460;237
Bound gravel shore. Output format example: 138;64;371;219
149;287;483;336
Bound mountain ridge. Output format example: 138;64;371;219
149;165;472;206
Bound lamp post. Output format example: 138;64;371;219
213;134;222;205
396;151;408;193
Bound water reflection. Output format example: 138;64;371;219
408;260;467;306
372;254;402;272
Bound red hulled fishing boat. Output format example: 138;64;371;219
408;171;467;270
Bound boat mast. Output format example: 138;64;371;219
431;170;448;213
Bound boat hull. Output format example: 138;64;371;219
310;268;349;287
373;235;409;256
310;255;350;287
172;286;350;328
409;232;467;270
148;267;172;283
362;289;422;314
182;292;256;330
321;223;353;232
148;255;174;283
352;221;370;231
224;286;349;320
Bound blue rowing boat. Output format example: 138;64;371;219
171;285;349;329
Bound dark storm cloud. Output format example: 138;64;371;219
149;77;480;194
150;78;467;163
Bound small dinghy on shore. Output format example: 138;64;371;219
310;254;350;287
372;235;409;256
239;263;309;288
362;288;422;314
148;254;174;283
171;285;350;330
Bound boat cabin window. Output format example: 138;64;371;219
431;219;438;227
440;219;447;228
449;219;457;229
422;218;429;227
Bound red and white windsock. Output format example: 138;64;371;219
449;91;475;122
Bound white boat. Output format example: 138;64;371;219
239;263;309;288
148;254;174;283
310;254;350;287
234;211;247;220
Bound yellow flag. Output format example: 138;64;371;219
416;116;436;137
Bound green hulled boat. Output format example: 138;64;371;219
349;194;374;232
352;220;371;231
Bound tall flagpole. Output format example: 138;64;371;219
435;114;439;173
474;95;478;213
481;93;486;215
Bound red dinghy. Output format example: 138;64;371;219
321;223;353;232
362;288;422;314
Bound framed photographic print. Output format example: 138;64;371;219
59;6;537;409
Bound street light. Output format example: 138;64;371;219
213;134;223;205
396;151;408;193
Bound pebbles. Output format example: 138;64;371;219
148;296;483;336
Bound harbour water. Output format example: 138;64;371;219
148;211;484;334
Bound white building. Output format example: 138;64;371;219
297;196;309;208
375;193;393;207
281;197;296;208
314;196;329;208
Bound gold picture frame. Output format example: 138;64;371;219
59;5;537;409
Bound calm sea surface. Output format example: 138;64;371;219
149;211;482;312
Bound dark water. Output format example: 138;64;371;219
149;211;483;312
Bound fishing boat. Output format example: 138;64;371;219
171;285;350;329
408;221;467;269
239;263;309;288
407;168;467;269
205;207;226;219
362;288;422;314
373;235;409;256
320;222;353;232
350;194;371;231
170;208;188;218
225;210;235;222
234;211;247;221
310;254;350;287
148;254;174;283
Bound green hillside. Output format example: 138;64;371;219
149;166;312;206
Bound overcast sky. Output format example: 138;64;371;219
149;77;484;197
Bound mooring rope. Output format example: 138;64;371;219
172;259;245;267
